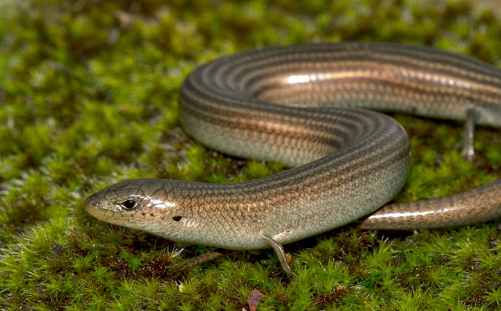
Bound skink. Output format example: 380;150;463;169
85;43;501;276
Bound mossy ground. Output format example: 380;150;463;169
1;0;501;310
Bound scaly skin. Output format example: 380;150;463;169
85;42;501;274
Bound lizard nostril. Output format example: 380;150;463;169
84;195;100;216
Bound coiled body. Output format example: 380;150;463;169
85;43;501;253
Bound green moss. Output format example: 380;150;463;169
1;0;501;309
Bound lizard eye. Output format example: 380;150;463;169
120;199;139;210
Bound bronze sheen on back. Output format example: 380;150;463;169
85;43;501;276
